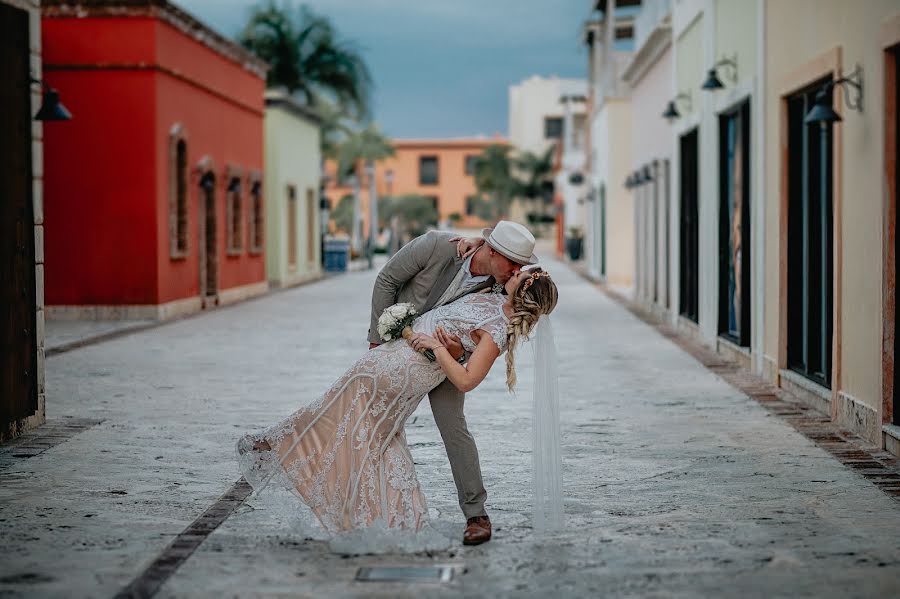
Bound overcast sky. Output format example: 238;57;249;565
176;0;589;139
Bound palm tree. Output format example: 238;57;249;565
336;124;395;253
473;144;517;220
514;146;555;203
239;2;373;120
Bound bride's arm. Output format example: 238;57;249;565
419;331;500;393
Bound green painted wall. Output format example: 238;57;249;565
264;104;322;286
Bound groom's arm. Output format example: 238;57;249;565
368;231;442;344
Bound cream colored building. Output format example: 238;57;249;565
620;0;900;458
584;0;638;285
665;0;764;373
623;0;675;311
264;90;323;287
508;76;589;234
760;0;900;454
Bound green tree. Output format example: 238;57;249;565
331;193;355;234
336;122;395;179
473;144;517;220
379;194;439;241
514;146;555;203
239;1;373;120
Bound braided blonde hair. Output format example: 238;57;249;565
505;268;559;391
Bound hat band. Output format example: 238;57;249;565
489;234;530;262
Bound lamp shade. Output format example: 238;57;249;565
662;100;680;120
34;89;72;121
804;89;842;125
701;68;724;90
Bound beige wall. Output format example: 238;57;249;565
715;0;757;83
593;99;634;286
264;99;322;287
676;13;703;119
763;0;900;443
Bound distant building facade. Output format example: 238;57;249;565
583;0;639;284
509;75;589;244
324;137;504;239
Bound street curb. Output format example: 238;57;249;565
45;273;331;358
568;262;900;502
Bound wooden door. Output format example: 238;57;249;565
0;3;38;433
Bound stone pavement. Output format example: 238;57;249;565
2;251;900;598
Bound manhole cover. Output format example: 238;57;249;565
355;566;454;583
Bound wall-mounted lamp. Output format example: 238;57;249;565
625;173;639;189
662;92;692;122
640;165;654;184
199;171;215;191
701;54;738;91
804;65;864;127
31;76;73;121
250;180;262;196
227;178;241;194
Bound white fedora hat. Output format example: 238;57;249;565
481;221;538;265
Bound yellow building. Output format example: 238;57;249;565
264;90;323;287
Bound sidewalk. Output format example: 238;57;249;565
2;252;899;597
44;258;379;356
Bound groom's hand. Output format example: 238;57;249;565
449;236;484;259
435;327;465;361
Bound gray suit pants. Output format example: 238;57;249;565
428;377;487;519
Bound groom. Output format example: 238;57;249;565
367;220;538;545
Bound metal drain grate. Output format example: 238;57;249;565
355;566;455;583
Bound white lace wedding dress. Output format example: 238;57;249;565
236;292;509;533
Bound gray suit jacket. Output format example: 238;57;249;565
368;230;496;344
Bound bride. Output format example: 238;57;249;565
236;268;558;534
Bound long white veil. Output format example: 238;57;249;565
531;315;564;533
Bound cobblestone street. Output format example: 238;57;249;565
2;253;900;598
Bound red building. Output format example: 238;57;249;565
42;0;268;320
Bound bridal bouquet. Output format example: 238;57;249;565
378;303;435;361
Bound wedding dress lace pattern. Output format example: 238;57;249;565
236;293;509;534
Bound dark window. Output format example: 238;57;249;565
287;185;297;268
226;177;243;253
464;155;479;176
544;117;563;139
718;101;752;347
306;188;316;263
419;156;439;185
679;129;700;322
663;160;671;308
615;26;634;40
173;139;188;255
599;185;607;277
248;180;263;253
787;78;833;388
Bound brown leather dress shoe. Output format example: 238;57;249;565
463;515;492;545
